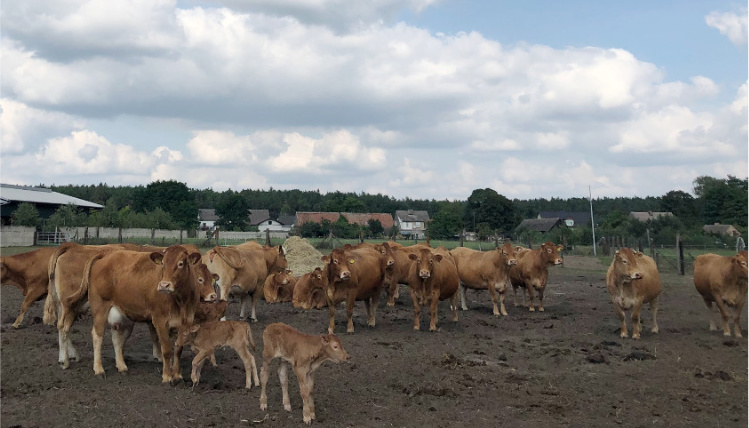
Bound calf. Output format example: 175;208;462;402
693;251;748;338
1;246;57;328
405;247;460;331
259;322;349;425
606;248;661;339
450;242;518;316
195;300;229;324
174;320;260;389
510;242;564;312
291;268;328;310
264;270;297;303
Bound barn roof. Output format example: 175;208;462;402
277;215;296;226
703;223;740;236
0;184;103;209
248;209;271;226
515;218;563;233
395;209;430;222
538;211;590;226
198;209;218;221
296;212;394;229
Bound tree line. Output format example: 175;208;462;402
9;175;747;246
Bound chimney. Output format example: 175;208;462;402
408;209;414;215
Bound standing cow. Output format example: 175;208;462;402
693;251;748;338
405;247;460;331
510;242;564;312
606;248;661;339
1;247;57;328
450;242;518;316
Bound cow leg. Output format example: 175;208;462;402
429;290;440;332
239;294;249;320
486;280;500;316
43;293;58;326
191;349;211;386
630;300;644;340
259;357;271;410
459;284;469;311
13;287;46;328
612;300;628;338
250;287;262;322
702;298;718;331
111;322;133;373
327;296;337;334
152;319;176;383
525;283;535;312
294;366;313;424
306;372;316;421
496;282;508;316
367;289;381;327
409;286;421;331
386;278;396;307
147;324;164;362
512;284;521;307
537;286;545;312
58;307;79;369
450;291;459;322
279;363;292;412
732;298;745;338
649;297;659;334
236;345;258;389
91;307;109;376
345;292;357;334
712;297;733;337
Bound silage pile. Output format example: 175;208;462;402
282;236;325;275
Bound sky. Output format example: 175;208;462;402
1;0;747;202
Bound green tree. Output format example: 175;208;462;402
367;219;384;237
133;180;198;230
429;202;464;239
46;204;87;229
694;175;748;227
10;202;40;227
465;188;517;233
216;192;250;231
660;190;698;226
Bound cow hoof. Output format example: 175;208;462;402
12;322;21;329
651;327;659;334
538;307;544;312
723;332;732;337
116;367;128;373
620;333;628;339
528;307;535;312
284;404;292;412
260;403;268;411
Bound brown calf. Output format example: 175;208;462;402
606;248;662;339
259;322;349;425
175;320;260;389
693;251;748;338
291;268;328;310
263;270;297;303
1;246;57;328
510;242;564;312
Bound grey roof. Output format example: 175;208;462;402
515;218;563;233
538;211;590;226
198;209;218;221
0;184;103;209
248;209;271;226
703;224;739;236
277;215;296;226
629;211;673;222
395;209;430;222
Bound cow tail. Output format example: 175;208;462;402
69;253;104;305
214;247;240;270
42;293;57;326
48;243;73;281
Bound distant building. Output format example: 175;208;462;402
198;209;218;231
296;212;395;231
629;211;674;222
276;215;296;233
515;218;564;234
538;211;590;228
394;209;430;239
0;183;103;224
703;223;741;238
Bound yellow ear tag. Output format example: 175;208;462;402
349;259;355;264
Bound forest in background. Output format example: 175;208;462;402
7;175;747;248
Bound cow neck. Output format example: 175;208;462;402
169;265;200;325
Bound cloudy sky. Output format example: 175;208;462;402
1;0;746;201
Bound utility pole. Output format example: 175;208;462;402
589;186;597;256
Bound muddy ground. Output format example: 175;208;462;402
2;256;747;427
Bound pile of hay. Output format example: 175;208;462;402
282;236;325;275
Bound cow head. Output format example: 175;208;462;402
324;248;352;281
373;242;396;268
408;249;443;280
612;248;643;281
265;245;289;272
175;323;201;348
497;242;518;266
195;263;219;302
541;242;564;265
734;251;748;277
321;334;349;362
151;246;202;293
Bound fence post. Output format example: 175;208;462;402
118;226;123;244
179;230;183;244
637;239;643;253
84;227;89;245
459;232;464;248
215;228;219;246
151;228;156;245
266;229;272;246
526;236;532;249
677;233;684;275
649;238;655;260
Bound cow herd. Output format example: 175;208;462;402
1;240;747;424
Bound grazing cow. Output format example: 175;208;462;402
203;243;288;321
1;247;57;328
322;244;389;333
606;248;662;339
405;247;460;331
259;322;349;425
84;246;203;382
264;270;297;303
450;243;518;316
693;251;748;338
385;242;432;306
510;242;564;312
174;320;260;389
291;268;328;310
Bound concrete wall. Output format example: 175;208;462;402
0;226;36;247
214;231;289;240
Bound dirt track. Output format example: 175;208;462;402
2;259;747;427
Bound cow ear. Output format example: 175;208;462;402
434;254;443;262
557;245;563;252
382;242;390;251
189;252;202;265
321;335;330;345
190;324;201;333
321;256;330;263
212;273;220;281
408;253;418;260
150;252;164;265
279;246;285;256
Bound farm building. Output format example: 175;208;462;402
296;212;394;230
702;223;741;237
197;208;218;231
538;211;590;228
515;218;564;234
0;184;103;225
394;209;430;239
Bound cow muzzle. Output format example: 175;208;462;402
508;259;518;266
419;270;431;279
203;292;217;302
340;271;351;280
630;272;643;279
158;281;174;293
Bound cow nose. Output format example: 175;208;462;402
509;259;517;265
205;292;217;302
387;259;395;266
158;281;173;292
632;272;643;279
420;270;431;279
341;271;350;279
555;259;563;265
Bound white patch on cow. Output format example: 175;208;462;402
615;295;638;310
107;306;131;326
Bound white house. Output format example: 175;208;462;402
394;209;430;239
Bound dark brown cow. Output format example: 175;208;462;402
450;242;518;316
693;251;748;338
405;247;460;331
322;245;389;333
606;248;662;339
84;246;202;382
291;268;328;310
203;243;288;321
1;247;57;328
259;322;349;425
510;242;564;312
264;270;298;303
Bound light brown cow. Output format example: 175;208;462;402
405;247;460;331
264;270;297;303
450;242;518;316
259;322;349;425
203;243;288;321
291;268;328;310
693;251;748;338
322;244;389;333
1;246;57;328
606;248;662;339
84;246;203;382
510;242;564;312
175;320;260;389
385;242;432;306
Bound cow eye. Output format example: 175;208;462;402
622;260;628;264
178;261;184;268
198;278;204;283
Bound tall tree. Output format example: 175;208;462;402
660;190;698;226
215;192;250;231
133;180;197;230
10;202;40;227
465;188;517;233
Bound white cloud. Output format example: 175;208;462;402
0;98;84;153
706;8;748;46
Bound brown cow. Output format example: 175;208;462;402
606;248;661;339
259;322;349;425
405;247;460;331
84;246;203;382
203;243;288;321
510;242;564;312
264;270;297;303
1;246;57;328
450;242;518;316
195;300;229;324
291;268;328;310
174;320;260;389
322;244;389;333
385;242;431;306
693;251;748;338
